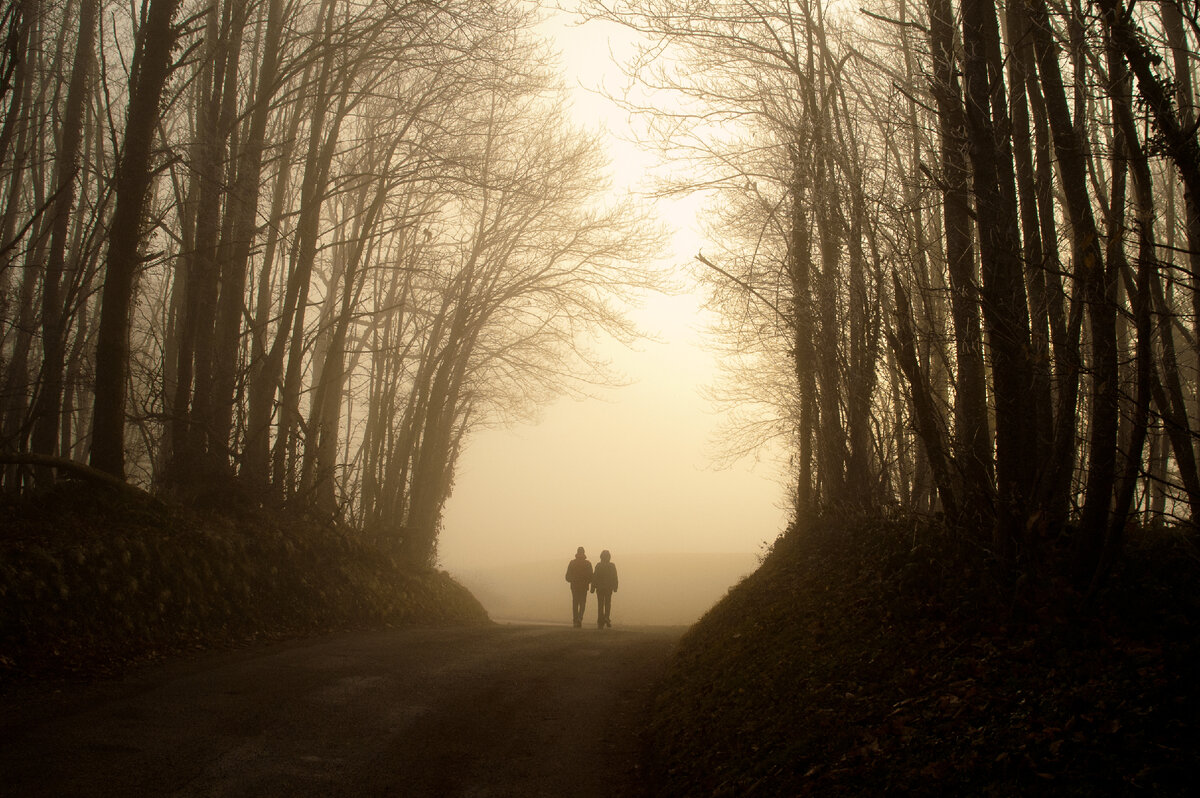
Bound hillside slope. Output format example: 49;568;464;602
646;517;1199;796
0;483;488;683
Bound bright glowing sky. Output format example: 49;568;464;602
437;8;790;571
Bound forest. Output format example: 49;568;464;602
2;0;1200;583
585;0;1200;594
0;0;658;568
2;0;1200;792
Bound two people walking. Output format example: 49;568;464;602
564;547;618;628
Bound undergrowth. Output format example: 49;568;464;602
647;515;1200;796
0;481;489;683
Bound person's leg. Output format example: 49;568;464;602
572;587;587;626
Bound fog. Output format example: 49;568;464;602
439;292;789;623
438;11;790;615
454;552;760;626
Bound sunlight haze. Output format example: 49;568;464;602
439;8;790;575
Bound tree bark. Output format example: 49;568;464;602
960;0;1036;557
205;0;281;463
1006;3;1055;495
887;273;959;518
243;0;338;492
1025;0;1118;561
1088;40;1156;597
90;0;183;478
927;0;992;522
29;0;98;477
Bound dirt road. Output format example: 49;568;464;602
0;624;683;797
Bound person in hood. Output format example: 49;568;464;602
564;546;593;628
590;549;618;628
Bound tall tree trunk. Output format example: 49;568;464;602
240;59;310;490
888;273;958;517
814;159;845;503
272;9;354;496
1159;0;1200;458
205;0;281;464
927;0;992;523
300;145;396;512
789;155;816;514
1147;267;1200;516
171;0;248;482
0;0;39;490
1025;0;1118;561
960;0;1036;557
403;299;480;567
1016;3;1081;530
242;0;337;492
844;180;877;504
1006;3;1055;504
273;99;347;494
170;2;221;474
0;0;34;180
30;0;98;477
1089;40;1155;596
90;0;183;478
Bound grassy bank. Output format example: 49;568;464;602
0;482;488;682
647;516;1199;796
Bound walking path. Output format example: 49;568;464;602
0;625;683;797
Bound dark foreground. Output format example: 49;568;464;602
649;518;1200;796
1;625;682;797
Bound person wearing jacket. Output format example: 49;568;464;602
590;549;618;628
564;546;593;627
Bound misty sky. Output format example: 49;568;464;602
438;10;790;571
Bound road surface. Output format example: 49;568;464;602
0;624;683;797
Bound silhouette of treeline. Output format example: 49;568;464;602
0;0;654;565
591;0;1200;584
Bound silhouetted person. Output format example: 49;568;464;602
565;546;593;627
591;549;618;628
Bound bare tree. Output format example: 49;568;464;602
90;0;186;478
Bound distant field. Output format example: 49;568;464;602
451;552;759;626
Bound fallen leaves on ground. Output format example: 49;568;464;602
0;482;489;684
646;516;1200;796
